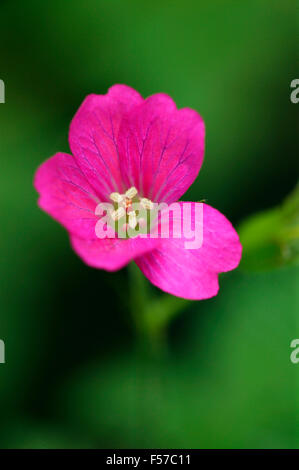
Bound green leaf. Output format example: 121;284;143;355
239;186;299;271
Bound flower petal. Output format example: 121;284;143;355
135;203;242;300
70;234;160;272
118;93;205;203
69;84;143;200
34;152;100;239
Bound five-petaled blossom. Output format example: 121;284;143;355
34;85;242;299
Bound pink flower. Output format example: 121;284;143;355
34;85;242;300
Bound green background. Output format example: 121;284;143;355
0;0;298;448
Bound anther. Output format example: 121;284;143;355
128;211;137;229
111;207;126;221
140;197;154;210
110;192;124;203
125;186;138;199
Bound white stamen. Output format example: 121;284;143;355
110;192;124;203
111;207;126;221
128;211;137;229
140;197;154;210
108;188;153;234
125;186;138;199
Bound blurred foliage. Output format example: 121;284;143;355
59;266;298;448
239;185;299;271
0;0;297;449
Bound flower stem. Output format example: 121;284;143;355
128;262;189;358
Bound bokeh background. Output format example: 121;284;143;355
0;0;298;449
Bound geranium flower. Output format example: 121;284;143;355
34;85;242;299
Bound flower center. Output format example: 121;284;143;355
109;187;154;235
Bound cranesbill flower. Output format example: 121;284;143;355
34;85;242;300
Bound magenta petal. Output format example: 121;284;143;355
69;84;143;200
118;93;205;203
135;203;242;300
70;234;160;271
34;152;99;239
